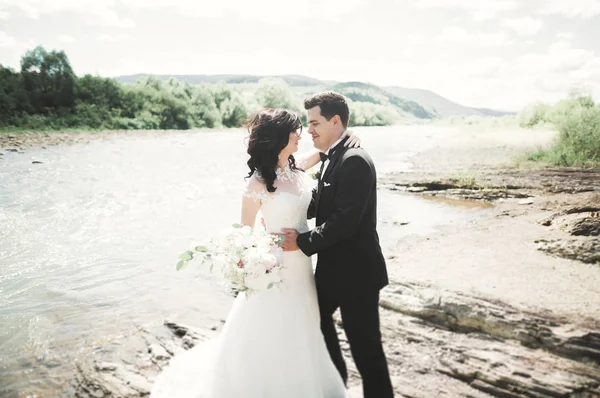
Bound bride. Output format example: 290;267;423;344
151;108;361;397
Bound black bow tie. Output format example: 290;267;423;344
319;152;329;162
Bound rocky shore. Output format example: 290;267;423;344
73;282;600;398
0;130;180;152
381;168;600;266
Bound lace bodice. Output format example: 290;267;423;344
243;164;313;234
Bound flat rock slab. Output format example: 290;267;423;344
73;282;600;398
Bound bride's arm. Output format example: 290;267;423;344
298;150;322;171
241;175;267;227
241;195;261;228
296;129;362;170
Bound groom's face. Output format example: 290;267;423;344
306;106;342;151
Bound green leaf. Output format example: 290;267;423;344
267;283;274;289
176;260;186;271
232;223;242;228
195;246;209;253
179;251;194;261
209;263;214;273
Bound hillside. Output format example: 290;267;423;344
114;74;512;118
115;74;329;87
331;82;434;119
385;86;515;117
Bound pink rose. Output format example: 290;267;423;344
263;255;277;271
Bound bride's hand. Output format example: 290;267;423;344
342;129;361;148
272;233;285;246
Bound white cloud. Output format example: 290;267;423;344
95;34;134;43
499;16;543;36
0;31;17;47
119;0;363;21
58;34;76;43
1;0;41;19
437;26;472;43
472;10;496;21
516;41;600;79
0;0;363;24
437;27;512;47
413;0;518;12
500;41;600;106
1;0;135;27
556;32;575;40
386;33;600;110
481;31;513;46
91;9;135;28
412;0;600;19
465;57;509;78
538;0;600;18
518;41;596;74
412;0;518;20
548;41;596;73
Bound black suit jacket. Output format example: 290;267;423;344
297;140;389;299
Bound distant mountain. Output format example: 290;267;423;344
385;86;515;117
114;74;328;87
470;107;516;117
113;74;513;118
331;82;434;119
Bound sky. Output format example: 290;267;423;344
1;0;600;111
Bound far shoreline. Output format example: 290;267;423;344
0;119;518;152
0;128;242;151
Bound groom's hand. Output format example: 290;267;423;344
280;228;300;252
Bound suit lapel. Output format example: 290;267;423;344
315;137;349;213
321;147;344;182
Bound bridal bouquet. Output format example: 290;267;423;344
176;224;285;294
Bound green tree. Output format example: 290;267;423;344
126;77;194;129
255;78;299;110
521;87;600;167
0;65;30;126
211;83;248;127
20;45;76;112
190;87;221;128
349;102;399;126
518;102;550;127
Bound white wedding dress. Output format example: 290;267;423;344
151;163;347;398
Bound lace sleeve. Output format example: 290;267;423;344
295;155;309;170
243;174;270;203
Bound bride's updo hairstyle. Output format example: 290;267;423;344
246;108;303;193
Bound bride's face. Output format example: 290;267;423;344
280;129;302;157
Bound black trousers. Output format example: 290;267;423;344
318;288;394;398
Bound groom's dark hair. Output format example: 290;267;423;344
304;91;350;128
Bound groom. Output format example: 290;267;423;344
281;92;394;398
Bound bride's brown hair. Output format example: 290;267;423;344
246;108;303;193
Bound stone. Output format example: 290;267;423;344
569;217;600;236
536;238;600;264
518;198;534;205
148;344;170;361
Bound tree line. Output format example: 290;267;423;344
1;46;407;131
0;46;254;130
